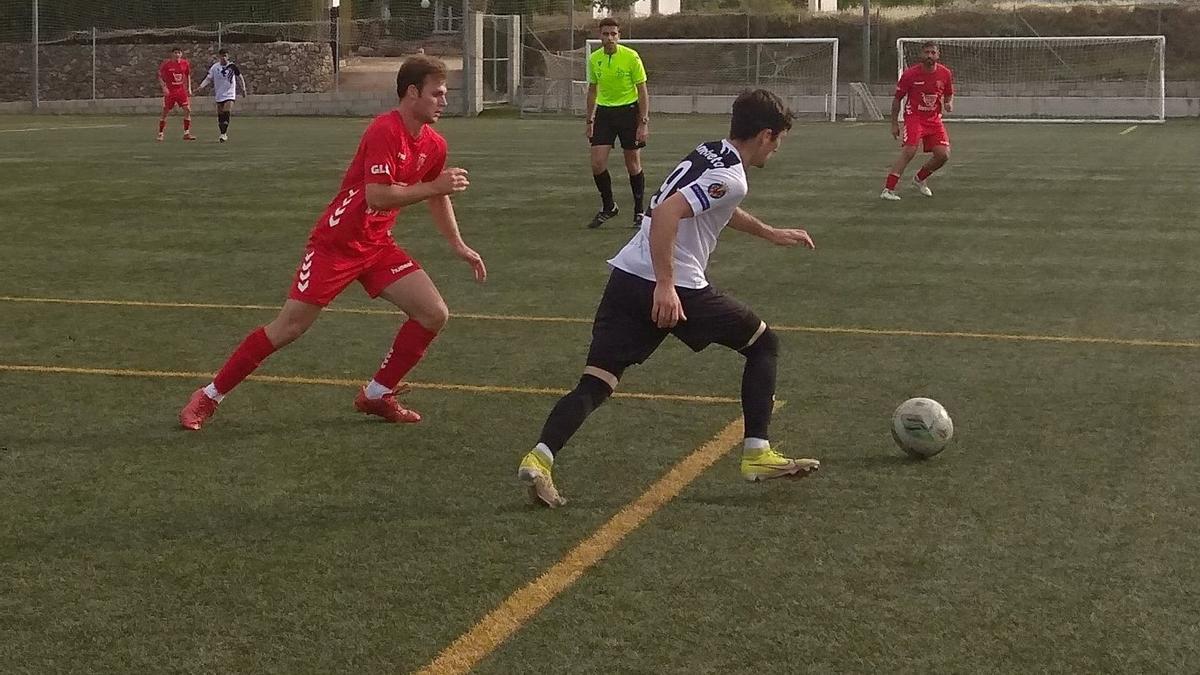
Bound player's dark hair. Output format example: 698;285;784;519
922;40;938;49
171;46;182;53
218;48;229;56
396;55;447;98
599;17;619;30
729;89;793;141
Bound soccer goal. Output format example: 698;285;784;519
581;38;840;121
897;36;1166;123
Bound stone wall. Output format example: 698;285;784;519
0;42;333;102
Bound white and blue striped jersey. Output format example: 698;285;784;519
608;139;748;289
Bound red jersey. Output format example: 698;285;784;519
159;59;191;92
308;111;447;255
896;63;954;121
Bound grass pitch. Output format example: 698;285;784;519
1;114;1199;673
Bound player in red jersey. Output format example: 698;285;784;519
179;56;486;430
157;47;196;142
881;41;954;201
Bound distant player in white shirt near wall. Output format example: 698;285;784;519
517;89;821;508
196;48;248;142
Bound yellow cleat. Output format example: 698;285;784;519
740;447;820;482
518;448;567;508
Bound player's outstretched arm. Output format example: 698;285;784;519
426;195;486;283
364;168;468;211
197;75;212;92
648;192;692;328
728;208;814;249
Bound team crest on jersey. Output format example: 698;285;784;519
707;182;728;199
921;93;939;109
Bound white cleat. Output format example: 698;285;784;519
913;178;933;197
155;132;164;142
880;189;901;201
218;133;228;143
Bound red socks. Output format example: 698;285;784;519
916;168;932;182
212;327;277;395
158;120;166;133
183;118;191;132
372;320;439;389
885;173;900;190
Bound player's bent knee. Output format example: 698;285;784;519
740;325;779;359
577;373;615;409
413;301;450;333
582;365;620;391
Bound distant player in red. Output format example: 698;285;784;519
179;56;487;430
881;41;954;201
157;47;196;142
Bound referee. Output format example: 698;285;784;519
585;17;649;229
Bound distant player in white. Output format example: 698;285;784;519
196;49;247;142
517;89;820;508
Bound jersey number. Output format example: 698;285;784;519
647;159;707;214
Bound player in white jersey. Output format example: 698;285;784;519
196;49;247;142
518;89;820;508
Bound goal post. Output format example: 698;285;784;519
583;38;839;122
897;36;1166;123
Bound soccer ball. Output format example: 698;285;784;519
420;0;430;7
891;397;954;458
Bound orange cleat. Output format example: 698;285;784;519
354;386;421;424
180;388;219;430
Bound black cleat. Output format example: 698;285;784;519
632;212;644;228
587;207;620;229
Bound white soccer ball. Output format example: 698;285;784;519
891;397;954;459
420;0;430;7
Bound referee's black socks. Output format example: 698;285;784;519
593;170;615;212
630;171;645;215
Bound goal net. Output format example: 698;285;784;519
524;38;839;121
897;36;1166;123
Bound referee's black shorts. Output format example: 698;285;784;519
590;102;645;150
585;268;764;376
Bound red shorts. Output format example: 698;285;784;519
902;117;950;152
163;90;190;110
287;244;422;307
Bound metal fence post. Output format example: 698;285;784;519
218;22;223;51
32;0;39;109
92;27;97;100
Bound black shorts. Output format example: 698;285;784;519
585;268;764;376
590;103;645;150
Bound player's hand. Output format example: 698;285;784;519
636;122;649;144
767;228;815;249
891;122;901;139
651;283;686;329
585;121;594;140
431;168;469;196
455;243;487;283
944;100;954;114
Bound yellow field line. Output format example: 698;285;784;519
4;294;1199;350
1119;125;1138;135
0;364;738;405
417;411;754;675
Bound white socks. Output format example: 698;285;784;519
743;437;770;452
364;379;393;400
533;444;554;465
202;383;225;403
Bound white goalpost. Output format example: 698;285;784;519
584;38;840;121
897;36;1166;123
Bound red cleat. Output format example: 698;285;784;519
354;386;421;424
180;388;219;430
